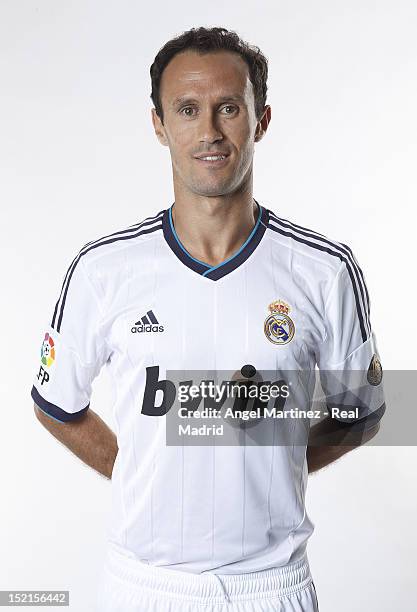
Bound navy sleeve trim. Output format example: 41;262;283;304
31;386;89;423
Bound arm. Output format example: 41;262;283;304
306;415;381;474
34;403;118;480
311;253;385;474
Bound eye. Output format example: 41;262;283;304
221;105;238;114
179;106;196;117
179;104;238;117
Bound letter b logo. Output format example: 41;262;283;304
141;366;176;416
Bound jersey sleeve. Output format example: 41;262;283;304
315;253;386;429
31;252;110;422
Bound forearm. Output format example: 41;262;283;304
34;405;118;479
307;415;380;474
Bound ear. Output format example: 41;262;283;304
151;108;169;146
254;105;271;142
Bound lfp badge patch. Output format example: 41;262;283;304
41;332;56;367
264;300;295;345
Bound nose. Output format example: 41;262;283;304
198;109;224;144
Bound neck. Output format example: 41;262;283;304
171;193;259;268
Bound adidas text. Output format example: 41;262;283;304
131;324;164;333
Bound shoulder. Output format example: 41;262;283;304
74;209;165;271
263;205;360;277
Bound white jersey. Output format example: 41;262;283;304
31;200;385;574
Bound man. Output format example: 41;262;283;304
32;26;385;611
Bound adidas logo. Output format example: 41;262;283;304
131;310;164;333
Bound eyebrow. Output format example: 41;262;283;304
171;94;245;108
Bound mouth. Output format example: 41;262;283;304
194;154;230;167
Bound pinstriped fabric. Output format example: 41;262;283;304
51;210;164;333
268;211;370;321
269;212;370;323
266;211;371;343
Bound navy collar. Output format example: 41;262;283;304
162;200;269;280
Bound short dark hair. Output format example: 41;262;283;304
150;26;268;124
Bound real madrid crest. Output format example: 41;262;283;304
264;300;295;345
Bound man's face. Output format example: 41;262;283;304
152;50;269;198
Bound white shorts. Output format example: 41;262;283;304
95;545;319;612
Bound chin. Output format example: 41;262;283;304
190;181;235;198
